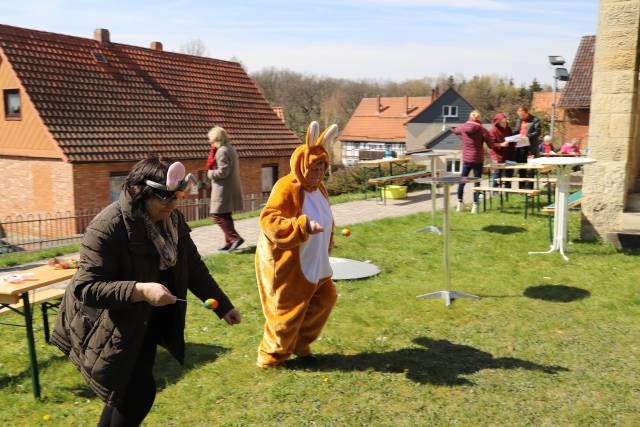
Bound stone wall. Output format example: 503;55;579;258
582;0;640;239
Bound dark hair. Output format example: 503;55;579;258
124;155;172;214
518;106;529;113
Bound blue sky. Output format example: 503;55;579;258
3;0;598;85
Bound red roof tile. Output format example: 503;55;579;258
0;24;300;162
559;35;595;109
340;96;432;143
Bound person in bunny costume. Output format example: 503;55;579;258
255;121;338;368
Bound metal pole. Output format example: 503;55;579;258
22;292;41;398
550;75;557;142
442;183;450;292
430;157;437;226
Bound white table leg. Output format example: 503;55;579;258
415;157;442;234
529;165;570;261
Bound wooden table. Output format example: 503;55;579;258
488;162;554;206
0;265;75;398
358;158;410;177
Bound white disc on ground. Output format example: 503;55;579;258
330;257;381;280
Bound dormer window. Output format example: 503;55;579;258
442;105;458;118
4;89;21;120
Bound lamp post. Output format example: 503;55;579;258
548;56;570;143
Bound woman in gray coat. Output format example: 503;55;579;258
51;156;241;426
207;126;245;251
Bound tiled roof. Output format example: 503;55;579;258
559;35;595;109
0;24;300;162
340;96;432;143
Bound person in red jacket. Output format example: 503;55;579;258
488;112;516;189
452;110;495;213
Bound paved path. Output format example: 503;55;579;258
191;184;480;257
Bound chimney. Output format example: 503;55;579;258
150;41;163;51
431;87;441;100
376;95;381;115
404;95;409;116
94;28;110;45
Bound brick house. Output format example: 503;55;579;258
0;24;300;219
558;35;595;151
338;94;434;165
532;36;595;152
339;88;481;173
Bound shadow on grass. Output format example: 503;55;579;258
154;343;229;392
233;245;256;255
524;285;590;303
291;337;568;385
57;343;229;399
0;353;67;390
482;225;527;234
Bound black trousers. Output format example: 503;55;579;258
515;145;539;189
457;162;483;203
98;332;157;427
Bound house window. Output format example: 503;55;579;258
3;89;21;120
442;105;458;118
261;165;278;195
109;173;127;202
446;159;461;173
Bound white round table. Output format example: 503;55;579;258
528;157;596;261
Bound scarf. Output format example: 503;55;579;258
142;212;179;270
206;146;217;170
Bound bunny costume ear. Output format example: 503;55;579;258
290;121;338;191
166;162;186;190
306;121;320;147
319;124;339;147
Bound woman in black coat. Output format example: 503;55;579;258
51;156;241;426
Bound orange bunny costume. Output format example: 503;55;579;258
256;121;338;367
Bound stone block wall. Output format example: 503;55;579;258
582;0;640;239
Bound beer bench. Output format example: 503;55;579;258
0;287;66;342
473;187;541;218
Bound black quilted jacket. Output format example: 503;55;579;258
50;191;233;406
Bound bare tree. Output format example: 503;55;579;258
179;39;208;56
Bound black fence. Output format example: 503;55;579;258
0;193;269;254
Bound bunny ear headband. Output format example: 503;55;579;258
145;161;197;193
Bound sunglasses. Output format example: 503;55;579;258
150;188;185;205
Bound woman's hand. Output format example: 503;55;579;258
223;308;241;325
132;282;177;306
308;220;324;235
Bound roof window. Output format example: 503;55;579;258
93;52;107;63
3;89;21;120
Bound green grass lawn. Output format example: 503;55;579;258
0;245;80;268
1;207;638;426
